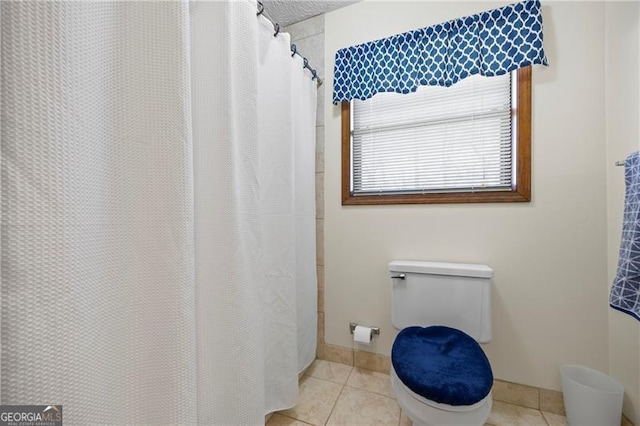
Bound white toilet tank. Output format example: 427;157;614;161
390;260;493;343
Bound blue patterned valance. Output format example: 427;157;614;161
332;0;548;104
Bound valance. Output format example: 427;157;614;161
332;0;548;104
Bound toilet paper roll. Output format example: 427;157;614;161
353;326;373;345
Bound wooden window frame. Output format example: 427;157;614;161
341;66;532;205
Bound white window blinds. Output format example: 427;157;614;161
351;72;514;195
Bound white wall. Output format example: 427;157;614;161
324;1;609;391
606;2;640;423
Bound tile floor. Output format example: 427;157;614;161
267;360;568;426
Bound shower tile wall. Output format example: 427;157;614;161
285;15;326;359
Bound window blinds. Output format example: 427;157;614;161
351;72;513;195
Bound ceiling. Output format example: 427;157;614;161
261;0;360;26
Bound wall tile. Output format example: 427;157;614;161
315;126;325;173
321;344;354;366
316;83;325;127
316;218;324;266
315;173;324;219
317;266;324;313
317;312;325;359
493;380;539;410
288;6;326;376
285;14;325;42
354;350;391;375
488;401;547;426
290;34;324;76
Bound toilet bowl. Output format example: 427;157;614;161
390;325;493;425
391;367;492;426
389;261;494;426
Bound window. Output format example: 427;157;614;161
341;66;532;205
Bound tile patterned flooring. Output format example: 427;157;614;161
267;360;568;426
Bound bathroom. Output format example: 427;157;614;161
294;1;637;424
1;0;639;425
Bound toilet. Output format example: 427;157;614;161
389;260;494;426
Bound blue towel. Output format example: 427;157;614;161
611;151;640;321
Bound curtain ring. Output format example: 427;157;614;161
273;23;280;37
311;69;318;80
291;44;297;57
303;58;309;69
256;1;264;16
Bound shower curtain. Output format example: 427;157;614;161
1;0;317;424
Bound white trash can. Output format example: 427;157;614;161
560;365;623;426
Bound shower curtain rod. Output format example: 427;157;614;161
257;1;323;87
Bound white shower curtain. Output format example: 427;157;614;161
1;0;317;424
257;17;299;412
291;48;319;376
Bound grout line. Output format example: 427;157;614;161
305;374;348;387
323;381;347;426
345;365;355;384
538;387;541;412
343;384;397;402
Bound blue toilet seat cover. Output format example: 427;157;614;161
392;326;493;406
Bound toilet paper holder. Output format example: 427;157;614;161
349;323;380;336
